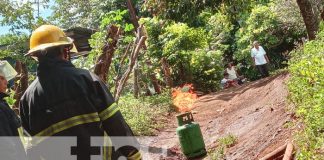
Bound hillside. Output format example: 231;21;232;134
144;73;294;160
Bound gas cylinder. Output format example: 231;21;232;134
176;112;206;158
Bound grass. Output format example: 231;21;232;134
208;134;238;160
118;91;174;136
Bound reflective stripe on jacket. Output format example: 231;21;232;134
20;58;141;160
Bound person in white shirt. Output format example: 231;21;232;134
251;41;270;78
225;62;244;85
226;63;238;80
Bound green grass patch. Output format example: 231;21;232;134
208;134;238;160
118;91;174;136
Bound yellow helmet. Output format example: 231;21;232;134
26;25;77;56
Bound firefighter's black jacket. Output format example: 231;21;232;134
0;92;27;160
20;57;141;160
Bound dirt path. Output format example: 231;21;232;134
143;73;294;160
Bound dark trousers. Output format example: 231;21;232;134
256;64;269;78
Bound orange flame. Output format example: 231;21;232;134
172;84;198;112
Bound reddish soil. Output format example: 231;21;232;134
143;73;295;160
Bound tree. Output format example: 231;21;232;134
0;34;33;112
296;0;322;40
93;25;121;82
51;0;143;29
0;0;48;112
143;0;222;26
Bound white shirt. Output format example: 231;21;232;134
251;46;267;65
226;67;237;80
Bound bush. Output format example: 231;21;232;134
288;23;324;159
118;91;173;136
236;3;305;80
190;50;224;92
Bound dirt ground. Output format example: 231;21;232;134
142;73;295;160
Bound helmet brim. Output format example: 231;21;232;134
25;37;75;56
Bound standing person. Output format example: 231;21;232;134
0;61;27;160
251;41;270;78
20;25;141;160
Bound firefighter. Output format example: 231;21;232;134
20;25;141;160
0;61;27;160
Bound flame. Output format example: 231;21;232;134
172;84;198;112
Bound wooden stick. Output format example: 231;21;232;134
114;36;147;101
283;142;294;160
259;143;287;160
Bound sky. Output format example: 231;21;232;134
0;0;54;36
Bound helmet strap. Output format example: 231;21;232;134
63;47;71;61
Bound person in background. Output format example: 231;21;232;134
251;41;270;78
0;61;27;160
225;62;244;85
221;72;239;89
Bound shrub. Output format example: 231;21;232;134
288;23;324;159
118;91;173;136
190;50;224;92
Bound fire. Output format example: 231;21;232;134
172;84;198;112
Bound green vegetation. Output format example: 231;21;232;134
208;134;238;160
118;91;173;136
0;1;323;157
288;23;324;159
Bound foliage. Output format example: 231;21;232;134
235;3;305;80
0;0;49;33
208;134;238;160
4;90;16;107
206;11;234;61
218;134;238;147
272;0;305;35
190;50;224;92
143;0;221;27
159;23;208;85
139;17;164;59
235;5;281;61
0;0;46;68
118;91;173;135
51;0;120;28
0;34;35;67
141;19;224;91
84;9;135;86
288;23;324;159
51;0;144;29
161;23;207;57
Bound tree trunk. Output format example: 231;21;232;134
114;42;132;96
321;8;324;20
94;25;121;82
296;0;320;40
13;61;28;114
145;60;161;94
126;0;139;30
133;61;139;98
161;57;173;88
115;36;147;101
126;1;163;95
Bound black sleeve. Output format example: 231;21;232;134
0;110;13;136
19;97;30;134
89;72;141;159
